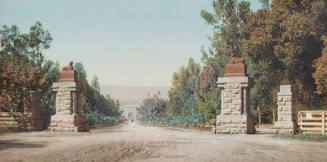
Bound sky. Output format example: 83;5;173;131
0;0;261;87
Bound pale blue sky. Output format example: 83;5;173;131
0;0;261;87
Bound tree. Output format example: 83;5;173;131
74;62;121;117
258;0;270;9
201;0;251;58
198;62;219;99
168;58;201;115
199;0;252;122
137;95;167;118
74;62;87;84
313;36;327;96
0;22;55;112
0;22;60;128
0;22;121;127
241;0;327;110
184;95;198;115
39;60;60;128
91;75;100;94
197;87;220;124
200;0;327;123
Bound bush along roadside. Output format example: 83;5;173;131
137;92;214;130
84;111;119;125
140;113;207;127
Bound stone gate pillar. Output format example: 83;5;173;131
215;54;255;134
274;85;297;134
23;91;43;131
49;61;89;132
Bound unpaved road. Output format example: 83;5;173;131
1;122;327;162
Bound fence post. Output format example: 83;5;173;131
322;112;325;136
257;107;261;128
298;112;304;131
273;109;275;124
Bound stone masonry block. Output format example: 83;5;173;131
225;98;232;103
274;85;297;135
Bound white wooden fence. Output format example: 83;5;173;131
298;110;327;135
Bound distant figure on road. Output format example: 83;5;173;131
131;118;136;128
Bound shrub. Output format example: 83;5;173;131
85;111;119;125
140;113;205;127
136;94;167;118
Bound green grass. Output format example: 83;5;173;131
274;134;327;142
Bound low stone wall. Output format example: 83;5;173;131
0;112;24;132
0;111;44;132
0;91;44;132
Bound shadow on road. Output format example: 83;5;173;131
0;139;46;150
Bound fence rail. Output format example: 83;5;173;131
298;110;327;135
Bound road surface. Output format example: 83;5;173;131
0;121;326;162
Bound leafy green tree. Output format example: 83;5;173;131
0;22;121;127
241;0;327;111
137;94;167;118
198;63;219;98
0;22;53;111
201;0;251;58
199;0;252;122
313;36;327;96
91;76;100;94
74;62;92;113
74;62;121;118
258;0;270;9
39;60;60;128
184;95;198;115
74;62;87;84
168;58;201;115
0;22;60;128
200;0;327;123
197;86;220;124
196;62;221;124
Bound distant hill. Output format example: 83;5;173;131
100;85;170;106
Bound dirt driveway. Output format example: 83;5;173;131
0;121;326;162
